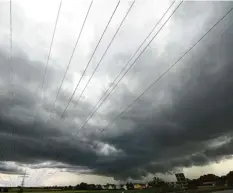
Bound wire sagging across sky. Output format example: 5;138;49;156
91;4;233;148
73;1;136;109
60;0;120;119
62;0;182;165
35;1;121;182
74;0;178;137
45;1;93;125
33;0;63;131
1;0;233;186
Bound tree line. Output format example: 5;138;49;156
13;170;233;192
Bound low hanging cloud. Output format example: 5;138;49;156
0;0;233;184
0;162;24;175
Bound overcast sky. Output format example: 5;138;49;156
1;0;233;187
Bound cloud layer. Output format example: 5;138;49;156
0;0;233;184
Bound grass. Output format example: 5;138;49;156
8;187;233;193
7;189;155;193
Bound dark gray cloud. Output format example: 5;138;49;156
89;6;233;179
0;0;233;184
0;162;24;175
0;50;98;168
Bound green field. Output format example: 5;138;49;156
7;187;233;193
7;189;155;193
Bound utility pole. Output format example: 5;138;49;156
18;170;28;193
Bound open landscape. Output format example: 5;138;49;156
1;0;233;192
1;172;233;193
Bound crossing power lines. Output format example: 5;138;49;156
33;0;62;131
34;0;122;182
91;5;233;148
38;1;233;182
60;1;120;119
73;1;136;109
46;1;93;125
75;0;178;137
2;0;233;187
35;0;180;182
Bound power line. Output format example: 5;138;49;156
92;4;233;148
49;0;179;171
25;1;62;184
40;1;63;98
46;1;93;124
76;0;178;136
36;1;233;182
74;0;135;108
33;0;62;130
8;0;14;187
9;0;14;99
35;1;121;182
60;1;120;119
9;0;12;83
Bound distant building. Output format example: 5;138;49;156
114;184;127;190
134;184;146;190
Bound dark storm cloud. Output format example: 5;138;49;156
0;163;24;175
0;48;98;169
29;163;85;170
0;116;99;167
0;49;60;89
1;0;233;183
88;6;233;180
28;162;93;174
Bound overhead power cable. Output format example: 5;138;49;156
40;1;63;97
46;0;179;174
9;0;13;86
91;4;233;148
73;1;135;108
33;0;62;128
8;0;14;187
60;1;120;119
37;0;233;181
35;1;120;183
76;0;178;135
28;1;62;183
46;1;93;124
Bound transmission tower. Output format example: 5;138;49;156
18;171;28;193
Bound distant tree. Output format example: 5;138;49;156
75;184;80;190
187;179;199;190
79;182;88;190
68;185;72;190
119;184;124;190
96;184;102;190
199;174;219;184
226;171;233;186
152;177;166;187
126;182;134;190
87;184;96;190
216;177;225;186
